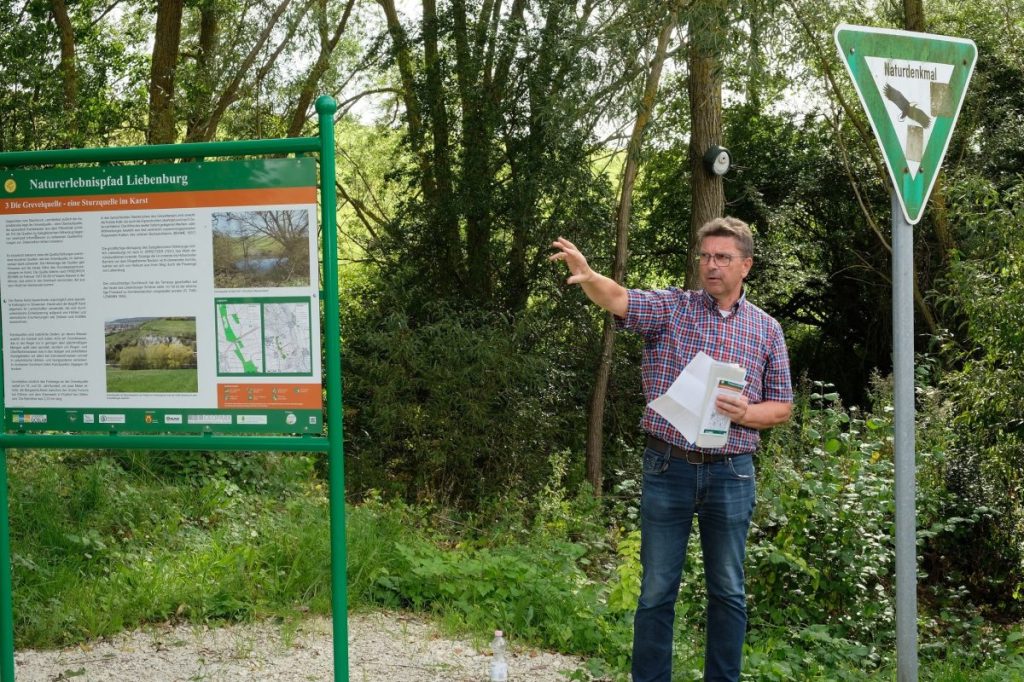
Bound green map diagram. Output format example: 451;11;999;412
216;300;312;375
263;302;312;373
217;303;263;373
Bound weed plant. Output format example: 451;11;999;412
5;382;1024;680
8;450;331;645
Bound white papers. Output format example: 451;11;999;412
648;352;747;449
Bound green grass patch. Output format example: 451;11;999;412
105;319;196;348
8;451;331;647
105;368;198;393
133;318;197;336
214;234;283;260
6;446;1023;682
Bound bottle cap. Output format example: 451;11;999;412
494;630;503;637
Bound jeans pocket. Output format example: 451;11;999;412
727;455;755;480
642;447;670;475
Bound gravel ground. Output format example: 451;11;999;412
14;611;586;681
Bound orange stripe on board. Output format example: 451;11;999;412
0;187;316;215
217;382;322;410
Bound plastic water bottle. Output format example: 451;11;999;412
489;629;508;681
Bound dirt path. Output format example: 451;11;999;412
14;611;586;681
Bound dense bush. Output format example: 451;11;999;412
337;270;644;506
750;383;896;647
7;419;1023;680
933;174;1024;613
7;450;329;646
117;343;195;370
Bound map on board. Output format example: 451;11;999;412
263;302;312;374
216;302;263;374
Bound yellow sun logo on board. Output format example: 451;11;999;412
3;179;14;193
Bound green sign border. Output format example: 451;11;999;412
0;97;349;682
834;23;977;224
2;159;321;434
8;407;321;434
1;157;315;199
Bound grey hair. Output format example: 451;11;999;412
696;216;754;258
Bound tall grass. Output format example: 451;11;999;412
8;451;330;645
105;368;199;392
4;442;1024;681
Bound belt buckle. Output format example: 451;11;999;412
685;450;704;465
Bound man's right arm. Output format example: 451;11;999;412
549;237;628;318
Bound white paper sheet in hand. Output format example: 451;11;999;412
648;351;716;444
648;351;747;448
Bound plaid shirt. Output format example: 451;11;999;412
616;287;793;454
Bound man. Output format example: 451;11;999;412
549;217;792;682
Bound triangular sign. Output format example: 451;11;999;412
834;24;977;224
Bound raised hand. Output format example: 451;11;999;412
548;237;594;285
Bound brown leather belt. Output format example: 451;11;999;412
645;435;728;464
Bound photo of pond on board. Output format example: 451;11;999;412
212;209;311;288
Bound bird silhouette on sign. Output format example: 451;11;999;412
883;83;931;129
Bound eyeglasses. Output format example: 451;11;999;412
695;252;742;267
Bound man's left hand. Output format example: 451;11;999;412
715;393;749;426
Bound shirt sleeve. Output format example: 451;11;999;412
762;320;794;403
614;288;678;340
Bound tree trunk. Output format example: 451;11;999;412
685;2;727;289
505;2;566;311
378;0;425;154
900;0;955;268
929;177;956;263
192;0;296;141
148;0;185;145
50;0;78;144
903;0;955;320
904;0;926;32
286;0;356;137
185;0;220;141
422;0;462;293
378;0;439;266
585;6;679;495
743;0;764;111
454;0;494;304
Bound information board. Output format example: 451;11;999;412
0;157;323;433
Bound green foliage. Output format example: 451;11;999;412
7;451;328;646
0;0;148;150
117;346;146;370
117;343;194;370
605;529;641;614
7;435;1024;680
341;281;607;505
751;383;895;645
343;387;1024;679
930;174;1024;612
105;368;199;393
4;0;1024;676
105;319;197;366
345;462;637;669
107;448;315;494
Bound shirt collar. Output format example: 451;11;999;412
700;288;746;316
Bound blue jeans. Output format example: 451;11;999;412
631;446;756;682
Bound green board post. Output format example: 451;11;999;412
0;448;12;682
317;95;350;681
0;97;348;681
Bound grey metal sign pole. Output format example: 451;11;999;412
835;24;977;682
891;190;918;682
